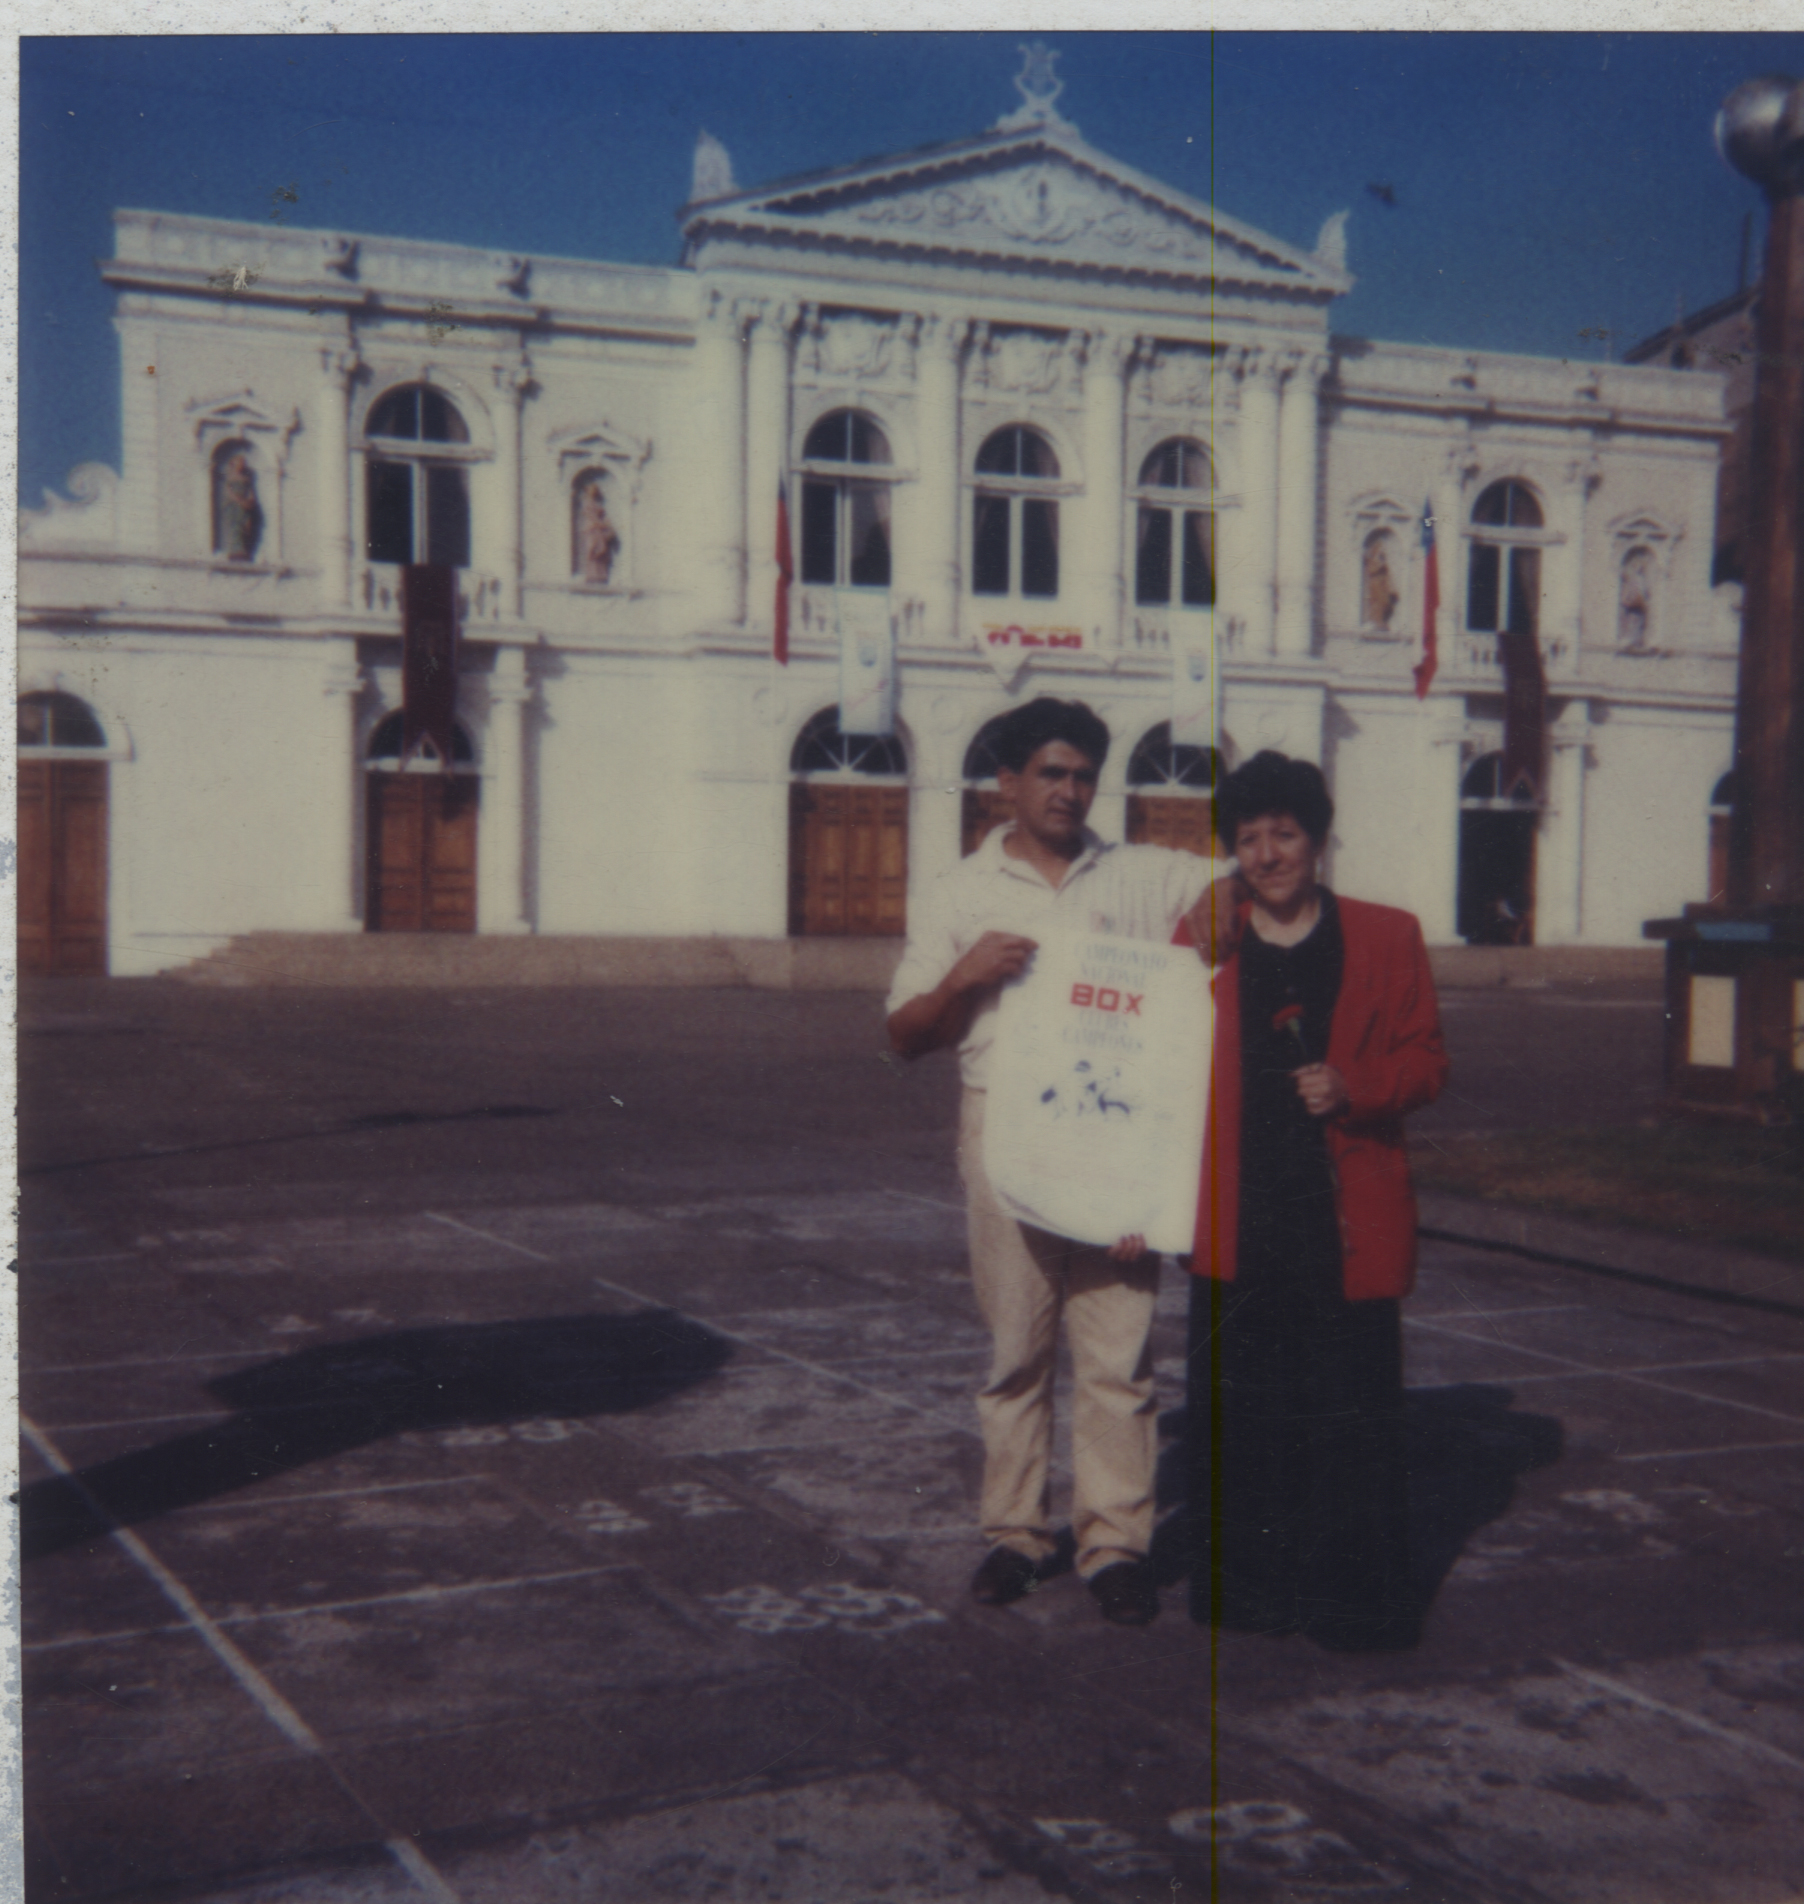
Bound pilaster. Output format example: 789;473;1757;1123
1233;348;1281;657
477;646;533;934
912;314;970;644
1274;350;1326;658
744;300;797;638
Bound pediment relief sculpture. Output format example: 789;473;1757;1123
978;327;1069;396
548;422;651;486
186;391;298;461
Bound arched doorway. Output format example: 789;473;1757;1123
365;712;479;933
18;691;109;975
1707;771;1734;905
1458;751;1538;945
961;715;1015;857
1125;723;1223;858
788;710;908;936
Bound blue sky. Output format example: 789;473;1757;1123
20;31;1801;508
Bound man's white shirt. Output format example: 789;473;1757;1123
886;825;1234;1091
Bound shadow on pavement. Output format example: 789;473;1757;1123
21;1311;733;1562
1150;1382;1564;1629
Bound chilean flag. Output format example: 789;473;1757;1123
774;478;793;667
1413;498;1439;700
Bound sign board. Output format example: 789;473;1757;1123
983;932;1213;1255
1171;609;1221;750
979;620;1090;685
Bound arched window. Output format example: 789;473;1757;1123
18;691;107;752
789;707;907;777
571;468;621;584
1458;749;1537;945
799;410;892;590
211;440;264;561
973;425;1060;600
1467;480;1543;636
959;714;1015;856
365;384;472;568
1126;724;1222;792
1134;440;1216;608
1124;722;1222;858
366;710;476;768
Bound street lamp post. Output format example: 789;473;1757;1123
1646;77;1804;1118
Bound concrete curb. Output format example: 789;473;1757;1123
1417;1190;1804;1317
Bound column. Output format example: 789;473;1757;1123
320;653;363;931
1414;697;1465;944
1547;455;1599;669
1079;330;1132;650
690;292;748;629
1233;349;1281;656
912;314;969;643
1432;461;1465;678
317;344;360;610
1274;350;1325;658
477;645;532;934
1537;702;1591;944
487;356;533;620
743;301;795;638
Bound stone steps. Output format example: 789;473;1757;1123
172;931;1662;993
175;932;908;991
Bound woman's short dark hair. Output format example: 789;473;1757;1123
990;698;1111;775
1216;751;1334;846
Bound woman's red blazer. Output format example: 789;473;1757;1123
1174;895;1450;1301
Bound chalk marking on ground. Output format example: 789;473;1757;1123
883;1187;967;1214
1405;1319;1804;1428
38;1407;237;1433
423;1210;556;1261
21;1411;464;1902
1554;1659;1804;1778
1616;1439;1804;1464
1496;1351;1804;1383
1405;1304;1589;1324
28;1349;268;1374
186;1476;479;1512
23;1563;638;1652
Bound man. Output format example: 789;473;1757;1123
886;698;1241;1627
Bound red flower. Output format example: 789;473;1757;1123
1272;1004;1305;1030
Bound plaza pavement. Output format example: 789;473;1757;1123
16;978;1804;1904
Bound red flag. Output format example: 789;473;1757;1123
774;478;793;666
402;564;459;766
1413;498;1439;699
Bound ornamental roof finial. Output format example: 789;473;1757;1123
992;42;1078;137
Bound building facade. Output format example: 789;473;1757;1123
20;87;1743;975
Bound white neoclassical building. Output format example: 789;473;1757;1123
19;77;1742;976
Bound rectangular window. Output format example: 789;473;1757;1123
1467;541;1500;632
1507;546;1540;636
424;464;470;569
847;484;892;588
801;480;837;585
1021;498;1059;598
973;494;1010;595
366;459;414;565
1135;506;1173;604
1181;511;1217;607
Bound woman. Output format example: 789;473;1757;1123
1175;751;1448;1651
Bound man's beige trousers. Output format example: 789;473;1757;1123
959;1089;1161;1578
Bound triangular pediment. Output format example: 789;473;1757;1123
683;131;1348;300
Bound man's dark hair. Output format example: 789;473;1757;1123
1216;750;1335;846
991;698;1111;775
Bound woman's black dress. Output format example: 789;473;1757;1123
1185;893;1416;1651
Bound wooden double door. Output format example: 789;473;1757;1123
366;773;478;933
19;760;108;975
789;781;907;936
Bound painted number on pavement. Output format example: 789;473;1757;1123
640;1481;743;1518
1034;1819;1171;1881
704;1583;947;1637
1170;1803;1396;1890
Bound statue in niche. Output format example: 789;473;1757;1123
1618;546;1654;649
1361;530;1400;630
574;473;621;585
214;447;263;561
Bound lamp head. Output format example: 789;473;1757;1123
1718;75;1804;197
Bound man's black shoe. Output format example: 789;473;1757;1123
1088;1558;1160;1627
971;1545;1043;1607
